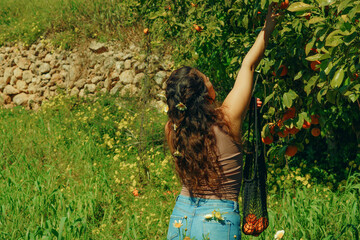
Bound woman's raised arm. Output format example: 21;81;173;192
222;3;280;138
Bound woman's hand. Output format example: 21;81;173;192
264;2;281;32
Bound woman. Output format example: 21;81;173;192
165;3;279;240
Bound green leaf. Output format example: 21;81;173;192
331;68;345;88
348;93;359;102
304;76;319;96
309;17;326;24
325;35;343;47
283;90;298;108
242;15;249;29
305;54;323;61
264;92;275;106
296;112;309;129
326;90;337;104
294;71;303;80
305;37;316;56
338;0;353;12
315;0;336;7
288;2;314;12
324;61;333;75
317;86;328;103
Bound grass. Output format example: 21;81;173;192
0;0;146;49
0;93;359;239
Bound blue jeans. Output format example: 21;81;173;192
167;195;241;240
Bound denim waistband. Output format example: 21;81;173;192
176;194;239;212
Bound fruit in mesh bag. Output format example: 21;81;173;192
254;217;269;234
245;213;257;224
243;222;255;235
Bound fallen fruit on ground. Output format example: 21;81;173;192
143;28;149;35
285;145;298;157
311;127;321;137
193;24;202;32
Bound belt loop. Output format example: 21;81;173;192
195;198;200;207
234;200;238;212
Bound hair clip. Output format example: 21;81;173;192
173;148;182;157
173;123;177;131
175;102;187;111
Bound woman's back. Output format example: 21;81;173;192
180;125;243;201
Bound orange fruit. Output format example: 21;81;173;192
262;136;273;145
311;114;319;124
282;107;296;121
311;127;321;137
245;214;257;224
280;0;289;9
310;48;318;53
132;188;139;197
190;2;197;7
269;123;276;135
193;24;202;32
352;73;359;81
288;127;300;135
243;222;255;235
257;11;261;14
302;120;311;129
310;60;321;71
143;28;149;35
254;217;269;234
277;130;288;138
285;145;298;157
272;65;288;77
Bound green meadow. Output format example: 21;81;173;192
0;94;359;239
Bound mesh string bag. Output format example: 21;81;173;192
242;97;269;237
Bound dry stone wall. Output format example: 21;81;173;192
0;41;173;110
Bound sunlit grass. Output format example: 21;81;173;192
0;93;359;239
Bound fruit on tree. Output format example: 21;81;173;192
262;136;273;145
310;48;318;53
269;123;276;135
280;0;290;10
352;73;359;81
311;127;321;137
272;65;288;77
282;107;296;121
191;2;197;7
305;13;311;20
143;28;149;35
193;24;202;32
285;145;298;157
277;130;288;138
311;114;319;124
302;120;311;129
288;127;300;135
310;61;321;71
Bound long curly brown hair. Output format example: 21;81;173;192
165;66;231;198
